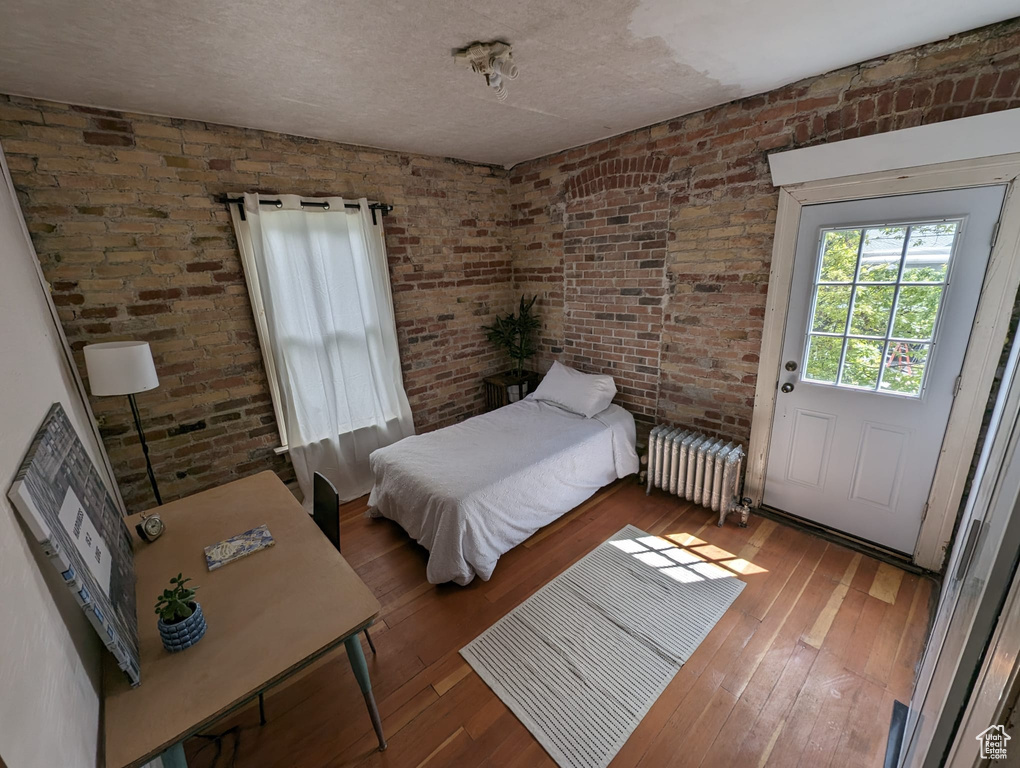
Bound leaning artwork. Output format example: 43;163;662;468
7;402;140;685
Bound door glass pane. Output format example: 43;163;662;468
840;338;884;388
803;218;960;397
819;229;861;282
881;343;929;396
805;335;842;383
892;286;943;341
902;222;957;282
849;286;895;337
858;226;907;282
812;286;852;333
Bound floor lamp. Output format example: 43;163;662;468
83;341;162;505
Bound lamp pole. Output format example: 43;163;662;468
127;393;161;505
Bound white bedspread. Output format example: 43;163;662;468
368;398;639;585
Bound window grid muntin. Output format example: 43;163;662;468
874;225;910;392
829;225;864;387
802;219;960;397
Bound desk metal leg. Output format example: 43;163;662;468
344;634;387;751
158;742;188;768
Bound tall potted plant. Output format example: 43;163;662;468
483;295;540;400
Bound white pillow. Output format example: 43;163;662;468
532;361;617;418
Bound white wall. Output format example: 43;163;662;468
0;146;109;766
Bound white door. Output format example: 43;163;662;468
763;186;1005;553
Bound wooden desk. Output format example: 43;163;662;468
102;472;384;768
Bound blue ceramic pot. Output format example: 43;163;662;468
158;601;207;652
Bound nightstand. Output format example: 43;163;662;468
484;371;542;410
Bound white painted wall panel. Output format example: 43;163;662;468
0;143;105;767
768;109;1020;187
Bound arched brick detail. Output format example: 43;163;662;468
564;155;670;201
557;154;672;419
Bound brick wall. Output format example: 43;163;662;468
2;19;1018;512
560;161;671;419
0;101;512;511
510;19;1020;443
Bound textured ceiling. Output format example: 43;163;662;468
0;0;1016;167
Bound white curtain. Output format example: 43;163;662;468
242;193;415;505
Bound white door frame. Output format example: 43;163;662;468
945;543;1020;766
746;153;1020;571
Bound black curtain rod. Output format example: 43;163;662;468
220;196;393;224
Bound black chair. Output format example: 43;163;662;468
257;472;376;727
311;472;376;655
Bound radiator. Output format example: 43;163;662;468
644;426;751;527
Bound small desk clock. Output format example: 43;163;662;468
136;513;165;542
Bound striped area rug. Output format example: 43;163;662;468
461;524;745;768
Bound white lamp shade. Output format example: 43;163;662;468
83;341;159;396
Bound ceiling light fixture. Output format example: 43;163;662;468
453;41;519;102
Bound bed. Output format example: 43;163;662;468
367;396;639;585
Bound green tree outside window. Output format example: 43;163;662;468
803;222;958;396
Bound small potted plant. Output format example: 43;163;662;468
482;295;540;401
154;573;207;652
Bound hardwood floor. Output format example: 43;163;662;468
184;481;935;768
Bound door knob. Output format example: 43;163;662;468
781;382;795;394
785;360;798;372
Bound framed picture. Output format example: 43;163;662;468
8;403;140;685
